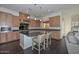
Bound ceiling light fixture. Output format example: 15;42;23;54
34;4;37;6
40;19;42;21
27;16;30;19
34;18;36;20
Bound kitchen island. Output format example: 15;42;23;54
20;31;43;49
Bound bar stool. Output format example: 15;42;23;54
45;32;52;48
48;32;52;45
32;34;46;54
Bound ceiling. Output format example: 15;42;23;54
0;4;79;18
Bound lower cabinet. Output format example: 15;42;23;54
0;33;7;44
0;32;20;44
12;32;20;41
51;31;60;40
7;32;13;42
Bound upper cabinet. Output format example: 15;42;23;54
0;11;19;27
0;12;6;26
29;20;41;27
49;16;60;27
12;16;20;27
6;13;13;27
19;12;30;23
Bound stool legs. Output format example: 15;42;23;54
46;39;48;48
43;40;45;50
49;37;51;45
32;41;34;50
38;43;40;54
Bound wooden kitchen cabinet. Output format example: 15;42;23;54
0;32;20;44
49;16;60;27
29;20;41;27
0;12;6;26
7;32;20;42
51;31;60;40
12;16;20;27
11;32;16;40
12;32;20;41
0;33;7;43
16;32;20;40
0;11;13;27
49;16;60;39
6;32;13;42
6;14;13;27
0;11;19;27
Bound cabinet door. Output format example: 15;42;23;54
16;32;20;40
12;32;17;41
51;31;60;39
49;16;60;27
12;16;20;27
6;14;12;27
29;20;40;27
12;32;20;41
0;33;7;43
36;20;41;27
6;32;12;42
53;16;60;27
0;12;6;26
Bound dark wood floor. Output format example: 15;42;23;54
0;39;68;54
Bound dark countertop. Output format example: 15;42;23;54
20;29;60;37
0;29;60;36
20;28;60;30
20;31;43;37
0;29;60;32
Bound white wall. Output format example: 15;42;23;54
63;7;79;36
46;7;79;38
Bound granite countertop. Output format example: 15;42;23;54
20;29;60;37
20;31;44;37
0;29;60;37
0;29;60;33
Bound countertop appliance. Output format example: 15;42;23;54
1;27;11;31
0;27;11;32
